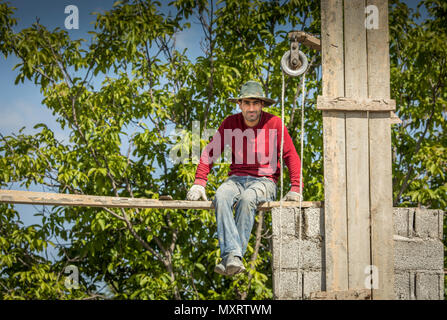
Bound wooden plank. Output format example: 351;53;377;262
288;30;321;51
316;96;396;111
344;0;371;291
367;0;395;300
259;201;322;209
0;189;322;210
321;0;349;292
310;289;371;300
390;111;402;124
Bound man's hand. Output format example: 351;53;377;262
186;185;208;201
282;191;302;202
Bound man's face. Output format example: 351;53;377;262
238;98;264;126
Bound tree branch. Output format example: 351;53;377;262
393;87;439;206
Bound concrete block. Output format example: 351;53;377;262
415;272;443;300
393;208;410;237
407;208;416;237
394;271;411;300
300;239;323;270
414;208;441;239
302;271;323;299
303;208;324;239
273;270;302;300
392;270;443;300
272;238;323;271
394;236;444;271
272;207;299;239
438;210;444;240
272;239;300;269
439;269;445;300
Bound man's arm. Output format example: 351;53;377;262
193;120;227;186
186;119;227;201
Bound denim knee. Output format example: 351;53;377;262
214;190;233;204
237;193;257;211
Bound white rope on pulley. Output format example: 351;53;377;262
278;52;308;299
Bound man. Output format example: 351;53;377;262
186;80;302;276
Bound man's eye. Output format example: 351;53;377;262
242;100;261;106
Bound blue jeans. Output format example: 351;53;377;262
212;175;277;259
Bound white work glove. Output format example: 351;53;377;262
186;184;208;201
281;191;303;202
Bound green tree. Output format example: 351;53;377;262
0;0;320;300
0;0;445;300
390;0;447;298
390;0;447;209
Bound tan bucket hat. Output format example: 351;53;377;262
228;80;276;107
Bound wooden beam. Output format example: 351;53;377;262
344;0;371;292
316;96;396;111
0;189;322;210
321;0;349;292
310;289;371;300
288;30;321;51
367;0;395;300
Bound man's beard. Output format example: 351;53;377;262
244;110;261;122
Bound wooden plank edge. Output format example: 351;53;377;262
317;96;396;111
288;30;321;51
0;189;323;210
309;289;372;300
390;111;402;124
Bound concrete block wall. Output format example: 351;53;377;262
393;208;444;300
271;207;444;300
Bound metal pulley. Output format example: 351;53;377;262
281;35;308;77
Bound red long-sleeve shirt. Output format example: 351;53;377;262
194;111;302;193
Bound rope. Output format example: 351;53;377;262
300;73;306;197
278;72;285;299
298;72;306;297
278;70;307;299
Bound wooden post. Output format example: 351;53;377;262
344;0;371;292
319;0;395;299
321;0;349;292
366;0;395;300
